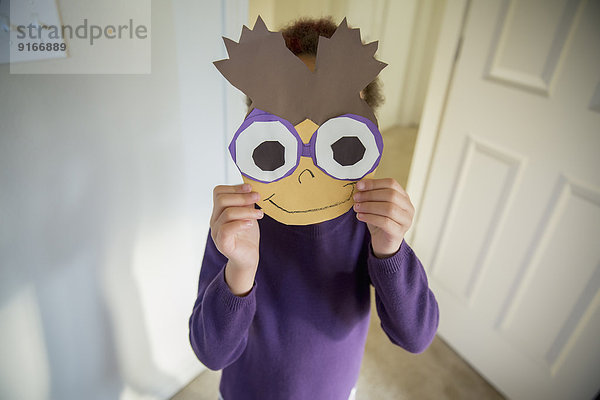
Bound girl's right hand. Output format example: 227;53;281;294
210;184;263;296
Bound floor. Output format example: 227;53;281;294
172;126;505;399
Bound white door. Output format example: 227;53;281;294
411;0;600;399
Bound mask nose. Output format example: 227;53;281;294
298;168;315;184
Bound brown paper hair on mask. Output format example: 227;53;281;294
213;16;387;126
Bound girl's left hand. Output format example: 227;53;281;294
353;178;415;258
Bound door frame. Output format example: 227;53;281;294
405;0;470;244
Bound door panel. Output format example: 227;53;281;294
413;0;600;399
485;0;581;95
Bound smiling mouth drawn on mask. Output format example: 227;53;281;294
263;182;357;214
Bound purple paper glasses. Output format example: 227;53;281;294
229;108;384;183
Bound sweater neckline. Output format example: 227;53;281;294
261;208;357;238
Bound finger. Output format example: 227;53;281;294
212;191;260;222
356;178;407;196
355;212;406;237
214;192;260;211
353;201;412;227
216;207;264;227
212;184;253;221
213;183;252;198
353;189;414;215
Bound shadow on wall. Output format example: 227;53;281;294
0;124;181;399
0;0;240;396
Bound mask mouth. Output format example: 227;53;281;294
263;182;357;214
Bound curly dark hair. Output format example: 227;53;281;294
245;16;384;111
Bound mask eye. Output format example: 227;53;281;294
253;141;285;171
314;116;382;180
331;136;366;166
232;120;299;183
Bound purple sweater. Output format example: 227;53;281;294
189;208;439;400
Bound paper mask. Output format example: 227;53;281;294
214;16;387;225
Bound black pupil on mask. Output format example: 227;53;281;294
253;141;285;171
331;136;366;166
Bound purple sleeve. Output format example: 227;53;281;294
188;231;257;370
367;239;439;353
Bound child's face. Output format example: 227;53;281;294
243;117;376;225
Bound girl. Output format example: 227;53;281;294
189;16;439;400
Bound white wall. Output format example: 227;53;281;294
0;0;247;399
